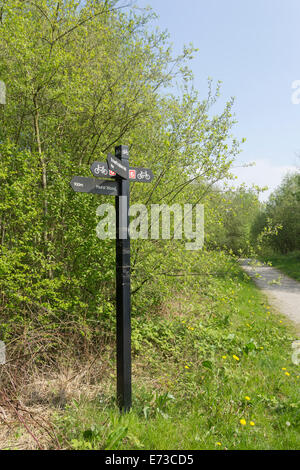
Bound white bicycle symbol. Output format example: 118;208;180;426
94;164;108;176
137;170;150;180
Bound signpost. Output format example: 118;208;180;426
70;145;154;412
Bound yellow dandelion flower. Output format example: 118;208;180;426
185;365;189;369
250;421;255;426
216;442;222;446
282;367;287;370
285;372;290;376
240;419;246;426
222;355;227;359
245;396;251;401
233;354;240;361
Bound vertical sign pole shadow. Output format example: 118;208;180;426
115;145;131;412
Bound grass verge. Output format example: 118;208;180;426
54;253;300;450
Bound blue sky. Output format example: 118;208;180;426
134;0;300;199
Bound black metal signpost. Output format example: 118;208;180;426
113;146;131;412
70;145;154;412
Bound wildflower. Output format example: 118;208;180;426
185;365;189;369
233;355;240;361
250;421;255;426
285;372;290;376
282;367;287;370
222;355;227;359
240;419;246;426
286;421;291;427
216;442;222;446
245;396;251;401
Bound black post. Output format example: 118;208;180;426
115;145;131;412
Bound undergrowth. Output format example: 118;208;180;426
1;251;299;449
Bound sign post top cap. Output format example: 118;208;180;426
115;145;129;160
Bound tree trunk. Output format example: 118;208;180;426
33;93;53;278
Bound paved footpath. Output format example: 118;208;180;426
239;259;300;333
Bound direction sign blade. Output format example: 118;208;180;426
128;167;154;183
90;161;116;178
107;153;129;179
0;81;6;105
70;176;119;196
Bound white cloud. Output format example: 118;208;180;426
231;159;298;201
